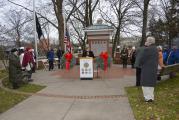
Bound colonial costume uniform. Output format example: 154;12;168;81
120;48;128;68
22;48;34;81
9;48;22;89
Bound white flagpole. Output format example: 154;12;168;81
33;0;38;68
63;1;66;52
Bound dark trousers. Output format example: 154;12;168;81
27;70;32;81
32;63;36;73
122;59;128;68
58;59;61;69
131;60;135;68
136;67;141;86
49;60;54;71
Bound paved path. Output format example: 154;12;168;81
0;65;136;120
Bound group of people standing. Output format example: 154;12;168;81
47;48;64;71
120;46;136;68
120;37;179;102
134;36;179;102
9;47;36;89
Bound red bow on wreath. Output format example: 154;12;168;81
100;52;108;71
65;52;73;70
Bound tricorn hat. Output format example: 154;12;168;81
11;48;18;53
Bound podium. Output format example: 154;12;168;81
80;57;93;80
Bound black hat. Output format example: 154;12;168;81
11;48;18;53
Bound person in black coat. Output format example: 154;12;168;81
134;46;145;87
130;47;136;68
56;48;63;69
82;50;87;57
88;50;95;58
120;47;128;68
138;37;158;102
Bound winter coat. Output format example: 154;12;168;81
176;49;179;63
47;50;54;61
120;49;128;60
9;53;22;84
134;47;145;68
167;50;177;65
56;49;62;59
22;51;34;71
139;45;158;87
162;50;168;64
130;50;136;63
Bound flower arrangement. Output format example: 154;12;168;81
96;51;112;71
61;52;76;70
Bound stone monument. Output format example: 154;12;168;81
84;19;114;56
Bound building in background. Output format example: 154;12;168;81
84;19;114;56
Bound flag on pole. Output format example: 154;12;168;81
64;27;72;52
35;13;43;39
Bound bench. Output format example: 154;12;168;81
158;63;179;77
40;59;49;70
39;58;59;70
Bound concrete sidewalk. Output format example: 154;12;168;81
0;70;136;120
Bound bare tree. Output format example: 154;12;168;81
5;0;100;51
133;0;151;46
141;0;151;46
65;0;99;50
0;9;33;48
99;0;136;57
51;0;65;50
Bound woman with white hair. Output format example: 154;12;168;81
139;36;158;102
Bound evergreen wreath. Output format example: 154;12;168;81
61;52;76;69
95;52;112;70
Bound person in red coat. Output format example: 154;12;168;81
22;47;35;81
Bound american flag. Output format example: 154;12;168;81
64;27;71;52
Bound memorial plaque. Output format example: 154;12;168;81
80;57;93;80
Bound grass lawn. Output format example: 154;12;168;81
0;88;28;114
0;70;45;114
126;75;179;120
0;69;8;79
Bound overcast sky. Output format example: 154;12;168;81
0;0;164;44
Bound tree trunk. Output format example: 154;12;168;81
89;0;92;25
140;0;150;46
85;0;89;27
112;27;120;58
53;0;64;50
16;29;21;47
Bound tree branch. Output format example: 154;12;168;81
7;0;58;29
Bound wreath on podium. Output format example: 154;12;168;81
61;52;76;70
96;52;112;71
